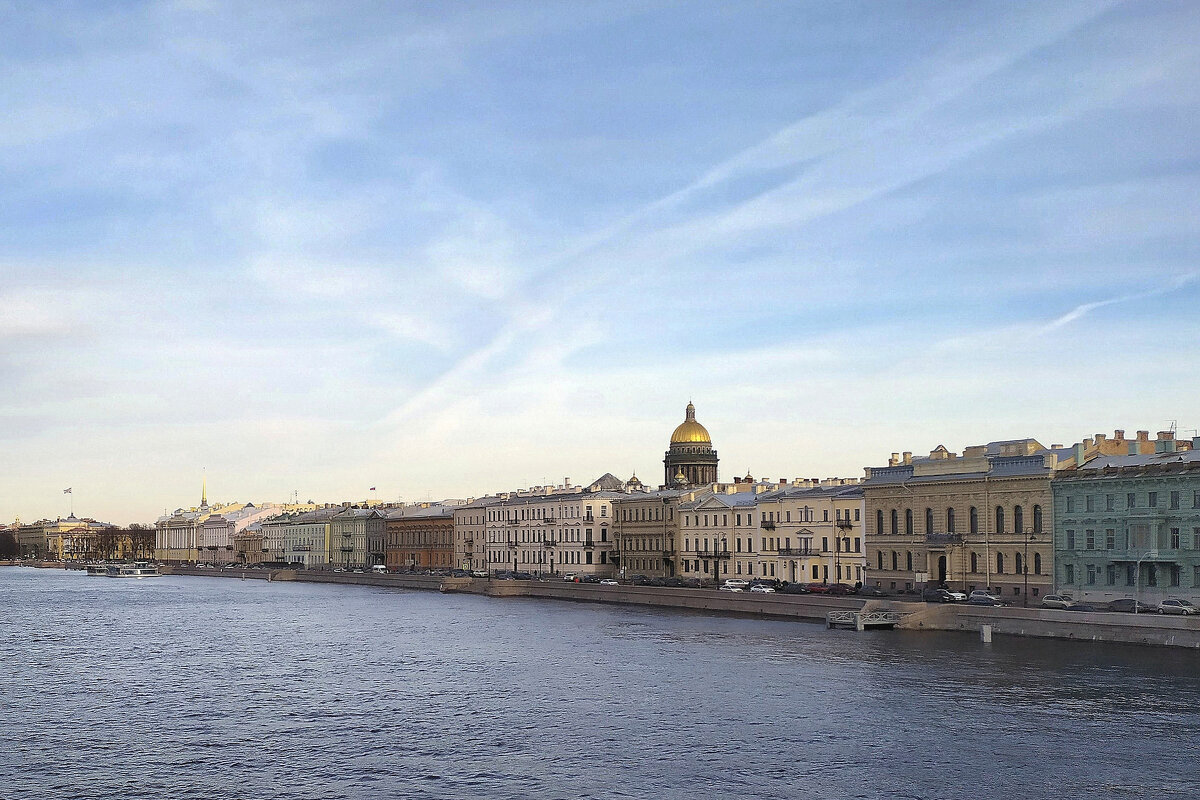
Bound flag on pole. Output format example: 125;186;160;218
63;488;72;494
369;487;376;491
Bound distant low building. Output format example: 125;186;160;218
386;503;459;572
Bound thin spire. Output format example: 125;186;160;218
201;471;207;507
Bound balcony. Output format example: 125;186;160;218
583;540;595;549
506;540;518;549
583;515;595;524
760;521;776;531
692;549;731;559
293;545;312;552
926;533;964;545
543;539;558;548
542;516;556;524
836;518;854;529
340;545;354;552
661;547;676;556
778;547;819;557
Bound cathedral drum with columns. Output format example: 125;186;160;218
664;402;719;486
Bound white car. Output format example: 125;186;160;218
599;579;619;586
1041;594;1074;609
946;589;967;601
968;590;1005;606
722;579;749;590
1159;599;1198;615
749;585;776;594
719;585;744;592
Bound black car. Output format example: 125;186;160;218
857;585;889;598
922;587;954;603
1064;603;1100;612
779;582;810;595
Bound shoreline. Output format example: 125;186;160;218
7;562;1200;649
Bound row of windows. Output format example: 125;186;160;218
874;505;1044;536
682;536;862;553
1064;527;1200;551
487;549;608;565
486;529;608;543
488;505;607;522
874;549;1043;575
1061;562;1197;588
619;506;674;522
1064;490;1200;513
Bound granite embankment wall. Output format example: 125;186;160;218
37;565;1200;649
895;602;1200;649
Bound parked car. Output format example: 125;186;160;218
922;587;954;603
945;589;967;601
1064;603;1100;612
857;585;889;598
718;585;744;593
722;579;749;590
562;573;579;582
749;584;775;594
1041;594;1074;609
599;579;619;586
806;583;832;594
471;570;490;578
826;583;858;596
779;582;810;595
1159;599;1199;616
1106;598;1156;614
967;590;1005;606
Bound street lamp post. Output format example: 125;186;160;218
1022;534;1032;609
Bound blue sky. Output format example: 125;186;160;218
3;1;1199;525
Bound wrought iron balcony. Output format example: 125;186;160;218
543;539;558;548
926;533;964;545
778;547;819;557
691;549;732;559
583;540;595;549
339;545;354;552
760;521;776;530
836;518;854;529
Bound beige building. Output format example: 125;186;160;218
484;475;622;577
755;479;866;586
453;498;495;572
862;433;1132;601
611;487;688;578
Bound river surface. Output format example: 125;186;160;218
2;568;1199;800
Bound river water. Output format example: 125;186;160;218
1;568;1198;800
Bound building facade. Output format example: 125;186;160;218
612;488;687;579
755;480;866;586
1052;435;1200;606
453;498;495;572
483;477;620;577
330;507;387;569
386;504;458;572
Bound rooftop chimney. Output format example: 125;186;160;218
902;452;912;465
1158;430;1175;441
1114;430;1125;440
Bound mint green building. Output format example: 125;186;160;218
1052;439;1200;606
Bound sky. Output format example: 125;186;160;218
2;1;1199;525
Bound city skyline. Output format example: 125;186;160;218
3;2;1199;525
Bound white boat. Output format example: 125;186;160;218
106;561;161;578
85;563;109;576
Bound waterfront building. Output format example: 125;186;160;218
17;521;47;559
386;503;459;572
330;507;387;569
663;402;719;486
196;504;280;565
282;507;339;567
155;480;251;563
453;497;497;572
260;513;293;564
861;432;1137;601
483;476;621;577
42;515;114;561
611;485;688;578
1052;433;1200;606
234;521;264;564
677;484;760;583
755;479;866;586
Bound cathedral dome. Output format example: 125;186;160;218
670;402;711;444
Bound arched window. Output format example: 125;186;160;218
891;551;898;570
906;551;913;571
1015;552;1023;575
970;506;978;534
925;508;934;534
970;551;978;573
1014;506;1024;535
877;550;884;570
1033;505;1043;534
890;510;898;535
1034;552;1042;575
876;510;884;536
905;509;913;536
996;552;1005;574
947;507;956;533
995;506;1005;534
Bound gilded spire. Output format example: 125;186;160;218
201;472;207;507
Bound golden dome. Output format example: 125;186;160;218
670;402;712;444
